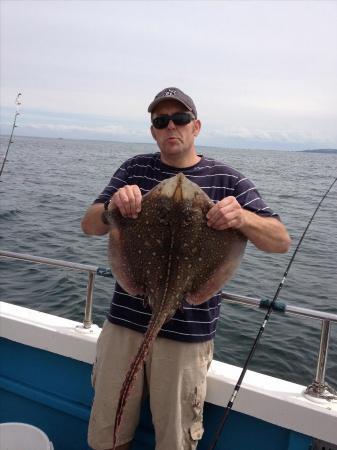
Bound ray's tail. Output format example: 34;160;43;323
112;313;166;449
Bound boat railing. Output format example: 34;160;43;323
1;249;336;403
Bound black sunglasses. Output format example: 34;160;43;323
152;112;195;129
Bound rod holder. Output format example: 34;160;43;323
305;320;337;402
83;271;95;329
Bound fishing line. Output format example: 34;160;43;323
0;93;22;179
208;176;337;450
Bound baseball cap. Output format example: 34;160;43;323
147;87;197;118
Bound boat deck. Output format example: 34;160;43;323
1;301;336;450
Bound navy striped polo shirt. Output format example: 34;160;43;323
93;153;278;342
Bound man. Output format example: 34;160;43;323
81;87;291;450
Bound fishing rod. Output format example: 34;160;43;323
208;176;337;450
0;93;22;179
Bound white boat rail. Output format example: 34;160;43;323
1;249;336;403
0;250;98;329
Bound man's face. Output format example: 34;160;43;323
150;99;201;165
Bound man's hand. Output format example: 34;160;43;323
206;196;244;230
206;196;291;253
81;185;143;236
110;185;142;219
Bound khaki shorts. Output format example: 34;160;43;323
88;321;213;450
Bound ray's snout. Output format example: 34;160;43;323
160;173;196;202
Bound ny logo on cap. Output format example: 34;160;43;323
164;89;177;97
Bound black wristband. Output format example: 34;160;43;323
102;199;111;225
101;211;109;225
104;198;110;211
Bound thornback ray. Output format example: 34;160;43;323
106;173;247;449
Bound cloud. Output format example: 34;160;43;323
207;126;336;145
9;120;151;141
23;122;128;135
1;1;336;149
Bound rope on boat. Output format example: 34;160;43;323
208;176;337;450
259;298;286;312
96;267;113;278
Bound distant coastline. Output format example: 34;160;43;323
1;134;337;154
302;148;337;154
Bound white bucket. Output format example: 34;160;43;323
0;423;54;450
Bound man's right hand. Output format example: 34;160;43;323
81;185;143;236
110;185;142;219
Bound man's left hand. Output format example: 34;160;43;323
206;196;245;230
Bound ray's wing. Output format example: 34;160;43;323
183;193;247;305
186;226;247;304
108;194;171;299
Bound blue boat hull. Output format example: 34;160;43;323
0;337;312;450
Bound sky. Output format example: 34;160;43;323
1;0;337;151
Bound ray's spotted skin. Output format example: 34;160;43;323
106;173;247;449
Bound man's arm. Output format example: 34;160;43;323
236;211;291;253
206;196;291;253
81;185;142;236
81;203;109;236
